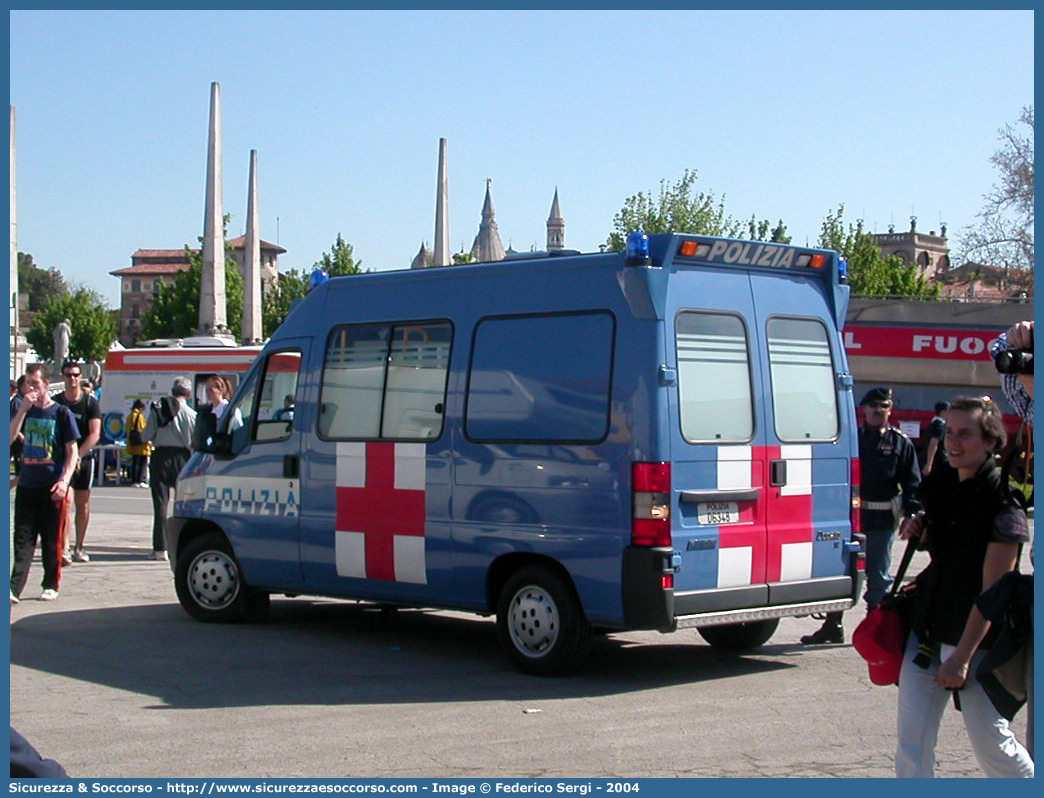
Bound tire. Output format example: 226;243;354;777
696;618;779;651
174;532;260;623
496;565;592;675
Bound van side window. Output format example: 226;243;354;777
676;311;754;442
226;349;302;451
767;316;839;441
466;312;614;443
254;351;302;442
319;322;451;441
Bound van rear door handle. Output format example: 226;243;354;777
770;460;787;487
283;455;299;479
680;488;760;503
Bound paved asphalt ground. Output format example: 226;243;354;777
8;485;1033;779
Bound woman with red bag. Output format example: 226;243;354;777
894;396;1033;777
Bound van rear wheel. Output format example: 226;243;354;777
175;532;262;622
496;566;592;675
696;618;779;651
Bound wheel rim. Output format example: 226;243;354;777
187;549;240;610
507;584;560;658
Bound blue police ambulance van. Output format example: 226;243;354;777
170;232;863;674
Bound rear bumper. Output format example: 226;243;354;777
674;598;854;630
622;545;862;632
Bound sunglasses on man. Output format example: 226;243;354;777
866;401;892;409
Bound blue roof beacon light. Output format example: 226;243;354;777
624;231;651;266
310;268;330;290
837;256;849;284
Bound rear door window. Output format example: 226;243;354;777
675;311;754;442
766;316;839;441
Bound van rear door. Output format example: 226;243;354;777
666;256;855;616
667;266;770;611
751;280;854;606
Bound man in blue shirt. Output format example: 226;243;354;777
9;369;79;602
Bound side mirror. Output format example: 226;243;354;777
192;408;231;456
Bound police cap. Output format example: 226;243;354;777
859;387;893;406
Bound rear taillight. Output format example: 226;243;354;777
850;457;862;535
632;462;671;547
850;458;865;571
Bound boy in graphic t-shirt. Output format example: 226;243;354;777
9;370;79;602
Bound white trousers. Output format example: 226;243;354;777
896;636;1034;777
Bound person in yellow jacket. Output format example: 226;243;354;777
125;399;152;488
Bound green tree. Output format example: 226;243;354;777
262;267;310;336
139;216;244;342
27;288;117;363
607;169;787;251
140;246;244;342
262;234;364;336
315;233;363;276
818;205;938;297
746;216;791;244
17;252;69;312
452;250;474;265
958;105;1034;272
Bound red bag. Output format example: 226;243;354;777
852;536;918;686
853;603;906;685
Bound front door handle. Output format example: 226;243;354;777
283;454;299;479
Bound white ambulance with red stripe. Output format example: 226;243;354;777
169;232;863;674
100;340;263;440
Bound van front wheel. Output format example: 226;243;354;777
496;566;592;675
175;532;256;623
696;618;779;651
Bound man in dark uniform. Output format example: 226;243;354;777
922;401;949;476
801;387;923;644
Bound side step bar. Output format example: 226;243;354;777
673;598;854;630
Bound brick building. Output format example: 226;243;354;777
110;237;285;346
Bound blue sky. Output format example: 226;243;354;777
9;9;1034;308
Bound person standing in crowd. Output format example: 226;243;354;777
204;375;232;421
125;398;152;489
10;375;28;487
983;319;1034;759
53;360;102;564
991;320;1033;424
142;377;196;561
10;365;47;488
894;396;1032;777
802;387;922;644
85;356;102;389
922;401;949;476
273;393;295;422
9;368;79;603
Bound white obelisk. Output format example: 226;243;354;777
242;149;262;344
199;82;228;337
433;137;450;267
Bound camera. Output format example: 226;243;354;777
994;348;1033;375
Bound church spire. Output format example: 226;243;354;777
470;179;505;263
547;188;565;250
